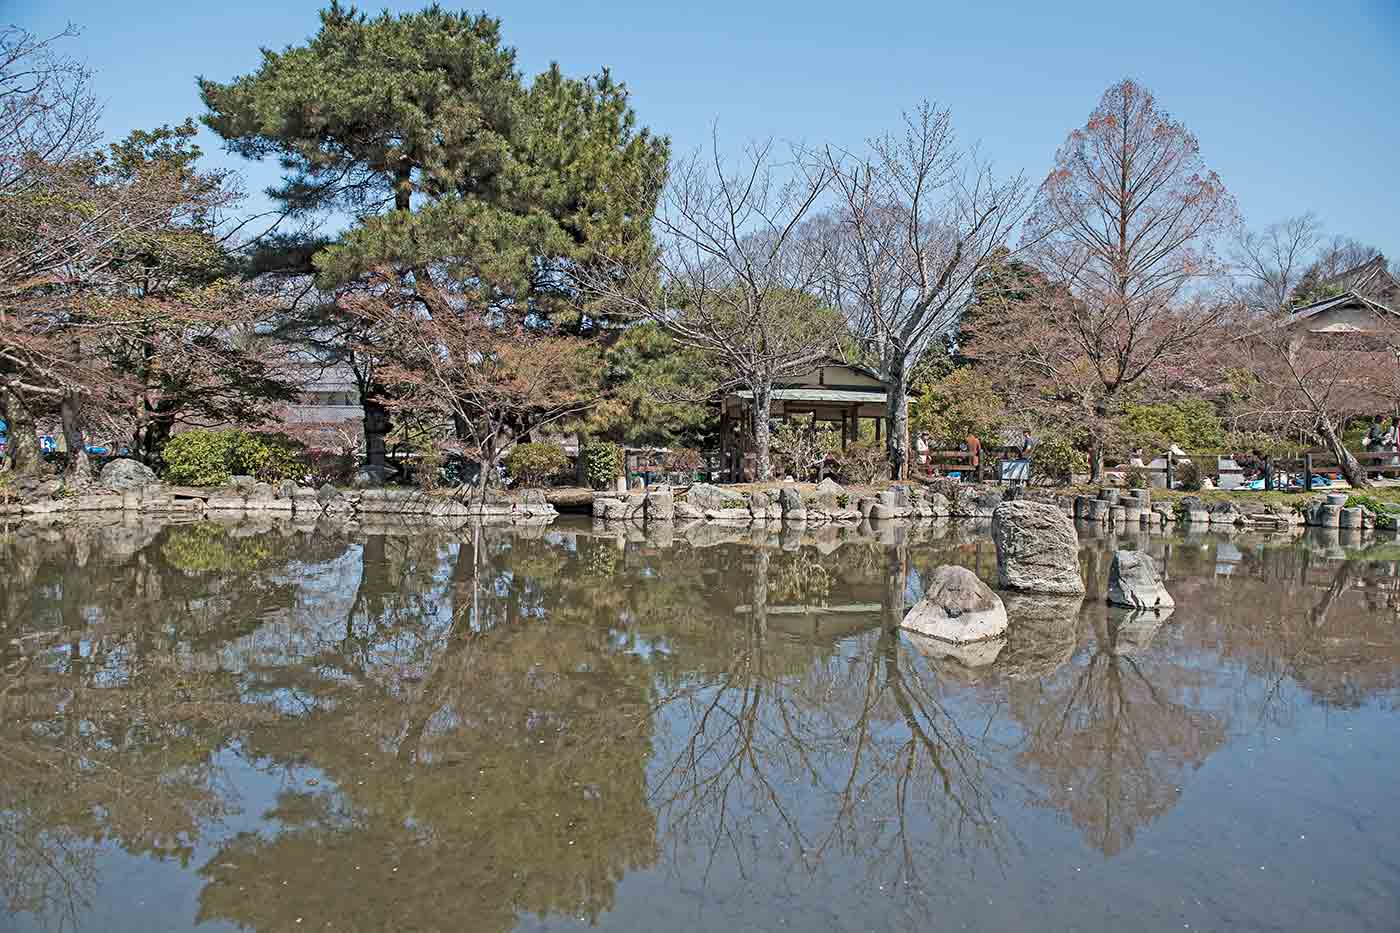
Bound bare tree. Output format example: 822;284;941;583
817;102;1033;478
1022;79;1239;478
0;23;100;198
1232;212;1324;312
578;136;840;481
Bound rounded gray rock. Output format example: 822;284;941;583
98;458;159;493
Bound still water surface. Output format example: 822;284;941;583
2;517;1399;932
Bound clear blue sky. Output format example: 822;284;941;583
8;0;1400;255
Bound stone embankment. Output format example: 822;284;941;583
0;460;556;525
591;479;1011;527
1071;486;1388;531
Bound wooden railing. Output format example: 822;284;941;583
1120;450;1400;490
920;447;1027;482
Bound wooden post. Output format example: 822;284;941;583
875;417;882;443
1304;453;1314;492
719;406;728;481
1165;451;1174;490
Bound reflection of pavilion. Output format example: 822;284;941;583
734;602;883;643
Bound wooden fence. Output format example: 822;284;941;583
922;447;1400;489
1120;450;1399;490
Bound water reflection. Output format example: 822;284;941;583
2;518;1399;931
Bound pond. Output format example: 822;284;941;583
2;517;1399;932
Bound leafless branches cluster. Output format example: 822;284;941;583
816;102;1035;477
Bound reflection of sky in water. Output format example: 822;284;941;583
2;519;1399;933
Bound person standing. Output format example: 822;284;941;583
965;432;981;480
1019;429;1034;459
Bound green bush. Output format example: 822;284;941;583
1031;435;1086;485
1126;466;1149;489
1175;460;1202;492
1345;494;1399;515
911;367;1007;448
1118;398;1225;451
162;430;306;487
582;442;624;489
505;442;568;487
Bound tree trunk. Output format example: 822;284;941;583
0;387;41;475
362;389;391;470
1089;393;1115;483
137;408;175;467
886;358;912;480
750;382;773;482
1317;415;1368;489
60;391;92;486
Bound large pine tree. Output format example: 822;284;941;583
201;3;668;468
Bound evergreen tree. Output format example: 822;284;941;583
200;3;669;467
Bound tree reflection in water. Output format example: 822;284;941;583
0;518;1398;931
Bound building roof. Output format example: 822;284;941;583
1284;255;1400;331
1317;255;1397;303
734;388;888;404
815;355;886;383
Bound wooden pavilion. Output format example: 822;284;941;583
718;358;891;481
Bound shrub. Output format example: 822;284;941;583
1118;398;1225;451
1126;466;1149;489
416;444;448;492
771;422;840;481
911;367;1007;448
582;442;624;489
1345;494;1399;515
1031;435;1086;485
163;430;306;487
1175;460;1202;492
505;442;568;487
836;441;887;485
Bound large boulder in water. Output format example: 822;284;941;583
1106;549;1175;611
900;565;1007;644
814;476;844;508
98;458;159;492
992;500;1085;595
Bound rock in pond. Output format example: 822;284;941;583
1106;549;1175;611
991;500;1085;595
900;565;1008;644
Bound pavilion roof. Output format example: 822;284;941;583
731;388;888;404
